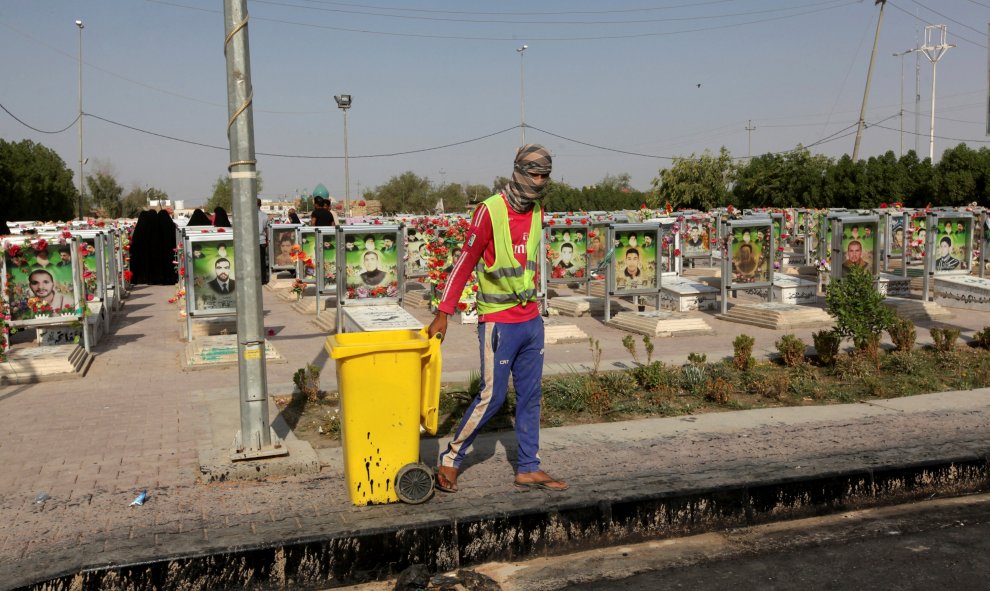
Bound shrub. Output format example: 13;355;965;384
973;327;990;349
589;372;638;415
704;376;734;404
930;326;960;353
681;363;707;395
622;334;639;364
746;366;791;401
687;352;707;366
292;363;322;402
542;373;592;413
775;334;806;367
812;329;841;367
589;338;603;374
824;265;895;350
887;317;916;352
733;334;755;370
631;361;679;392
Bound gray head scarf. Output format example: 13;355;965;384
504;144;552;213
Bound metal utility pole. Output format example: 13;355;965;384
517;44;527;145
75;19;84;219
893;49;916;156
334;94;352;220
852;0;887;162
745;120;756;159
919;24;954;161
222;0;285;461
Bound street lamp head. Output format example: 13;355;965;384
334;94;352;110
75;20;84;28
517;44;527;52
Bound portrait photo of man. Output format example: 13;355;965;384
28;268;68;310
207;258;235;294
733;243;758;279
935;236;961;271
359;251;387;286
55;245;73;267
841;240;871;273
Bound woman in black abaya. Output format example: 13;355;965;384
155;209;179;285
213;207;232;228
127;210;157;285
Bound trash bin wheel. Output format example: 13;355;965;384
396;463;434;504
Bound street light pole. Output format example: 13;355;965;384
920;24;954;161
334;94;352;220
517;44;527;145
75;19;85;219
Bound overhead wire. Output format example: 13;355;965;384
5;103;977;166
247;0;850;26
151;0;859;42
0;103;79;134
886;2;987;48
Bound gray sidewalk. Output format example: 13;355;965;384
0;282;988;590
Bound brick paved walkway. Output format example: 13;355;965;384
1;281;988;589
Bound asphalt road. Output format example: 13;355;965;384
345;494;990;591
562;495;990;591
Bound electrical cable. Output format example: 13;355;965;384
0;103;79;134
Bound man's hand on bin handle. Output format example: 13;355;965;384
428;312;448;343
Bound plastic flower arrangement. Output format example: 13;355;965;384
346;280;399;300
291;278;306;299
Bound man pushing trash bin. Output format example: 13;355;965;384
428;144;569;493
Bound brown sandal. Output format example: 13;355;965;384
436;466;459;493
514;471;569;491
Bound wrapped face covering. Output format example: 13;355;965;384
505;144;552;213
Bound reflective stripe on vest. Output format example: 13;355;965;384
475;194;542;315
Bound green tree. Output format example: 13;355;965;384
206;175;232;212
430;182;468;213
899;150;934;207
933;144;990;206
821;155;868;209
491;176;510;196
862;151;908;208
369;171;432;214
205;172;263;213
120;185;168;218
465;183;492;204
652;147;735;211
86;168;124;218
0;138;76;221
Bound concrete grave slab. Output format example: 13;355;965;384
182;334;285;370
0;344;93;384
608;310;714;338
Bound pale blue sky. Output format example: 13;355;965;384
1;0;988;207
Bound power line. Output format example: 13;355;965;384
276;0;740;17
886;2;987;48
871;122;990;143
152;0;858;42
908;0;988;37
0;103;79;134
248;0;851;26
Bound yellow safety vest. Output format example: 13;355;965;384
475;194;542;315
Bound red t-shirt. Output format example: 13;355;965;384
437;193;541;324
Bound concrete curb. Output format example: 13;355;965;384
10;450;988;591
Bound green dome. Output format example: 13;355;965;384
312;183;329;199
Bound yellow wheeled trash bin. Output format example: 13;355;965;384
325;328;442;505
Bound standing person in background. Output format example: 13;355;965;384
311;196;335;227
258;199;270;284
429;144;568;494
213;207;232;228
288;208;302;225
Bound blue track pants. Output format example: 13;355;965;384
438;315;545;474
